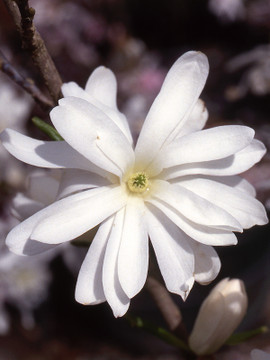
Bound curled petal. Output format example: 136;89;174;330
31;186;127;244
75;217;114;305
102;209;130;317
118;197;148;298
0;129;93;171
158;125;254;169
50;97;134;177
178;177;268;228
163;139;266;180
176;99;208;138
135;51;209;170
146;205;194;300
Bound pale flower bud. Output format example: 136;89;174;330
188;278;248;355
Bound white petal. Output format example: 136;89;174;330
62;80;133;145
6;204;60;256
118;197;148;298
7;188;119;254
158;125;254;169
188;240;221;284
162;139;266;180
57;169;110;199
50;97;134;177
11;193;44;221
0;129;94;171
102;209;130;317
176;99;208;137
178;177;268;228
135;51;209;169
147;198;238;246
146;205;194;300
31;185;127;244
85;66;118;109
151;180;242;231
75;217;114;305
210;175;256;197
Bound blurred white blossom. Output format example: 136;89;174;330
0;73;33;186
251;349;270;360
208;0;246;22
189;278;248;355
226;45;270;100
1;51;267;317
0;245;52;333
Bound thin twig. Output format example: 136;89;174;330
3;0;62;104
145;276;183;331
0;49;54;111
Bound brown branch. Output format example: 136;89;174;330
0;49;54;111
146;276;183;331
3;0;62;104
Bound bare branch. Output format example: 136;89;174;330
145;276;183;331
2;0;21;32
3;0;62;104
0;49;54;111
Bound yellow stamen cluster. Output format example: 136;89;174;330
127;172;149;194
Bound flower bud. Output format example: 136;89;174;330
189;278;248;355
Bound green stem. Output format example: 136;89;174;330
32;116;63;141
225;326;268;345
125;312;191;352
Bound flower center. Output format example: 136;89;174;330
127;172;149;194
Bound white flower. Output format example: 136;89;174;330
251;350;270;360
188;278;248;355
0;51;267;317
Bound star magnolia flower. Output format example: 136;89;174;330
0;51;268;317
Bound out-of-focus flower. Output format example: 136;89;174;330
189;278;248;355
0;245;52;333
0;51;267;317
208;0;246;22
251;349;270;360
0;73;33;186
226;45;270;101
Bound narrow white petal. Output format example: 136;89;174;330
62;82;87;99
147;198;238;246
31;185;127;244
152;180;242;231
62;80;133;145
57;169;110;199
102;209;130;317
158;126;254;169
118;197;148;298
178;177;268;228
50;97;134;177
7;187;119;254
85;66;118;109
209;175;256;197
0;129;93;171
163;139;266;180
135;51;209;169
6;204;61;256
176;99;208;138
188;240;221;284
75;217;114;305
146;205;194;300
